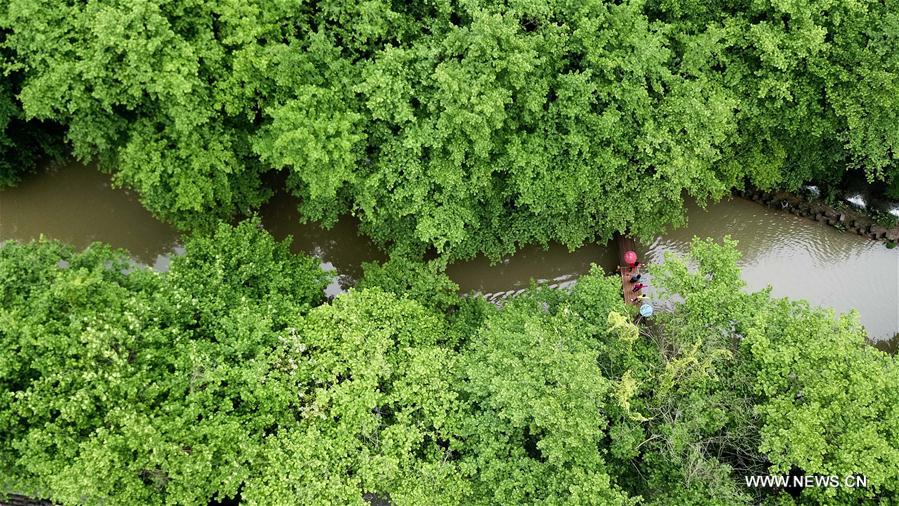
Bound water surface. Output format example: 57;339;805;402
643;198;898;341
0;162;179;268
260;189;386;296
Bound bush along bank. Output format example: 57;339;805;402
2;224;899;505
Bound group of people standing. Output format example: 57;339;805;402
626;258;647;304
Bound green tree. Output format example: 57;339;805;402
455;287;636;505
3;230;898;505
242;288;465;505
0;72;63;187
357;255;460;313
3;0;273;227
746;305;899;503
0;221;329;504
5;0;899;257
650;237;899;504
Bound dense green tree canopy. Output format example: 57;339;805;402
242;288;465;505
2;1;897;503
2;0;897;257
2;227;896;504
0;221;329;504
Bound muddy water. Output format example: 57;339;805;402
259;189;386;297
0;163;385;297
0;162;180;268
641;199;898;341
452;198;898;340
1;163;897;341
446;243;619;302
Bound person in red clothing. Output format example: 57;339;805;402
632;282;645;292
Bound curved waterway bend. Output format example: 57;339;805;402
0;162;181;268
0;163;385;296
1;163;896;342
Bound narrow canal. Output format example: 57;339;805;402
2;162;897;345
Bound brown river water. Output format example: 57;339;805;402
2;162;897;346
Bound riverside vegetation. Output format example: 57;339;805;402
2;222;897;505
2;0;899;259
2;0;899;505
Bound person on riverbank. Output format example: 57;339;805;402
629;273;641;283
632;282;645;292
631;294;647;303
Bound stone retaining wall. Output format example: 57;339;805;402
0;494;53;506
735;189;899;244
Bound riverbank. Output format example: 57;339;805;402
736;188;899;246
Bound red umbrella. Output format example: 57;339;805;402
624;250;637;266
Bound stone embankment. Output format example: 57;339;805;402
735;189;899;244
